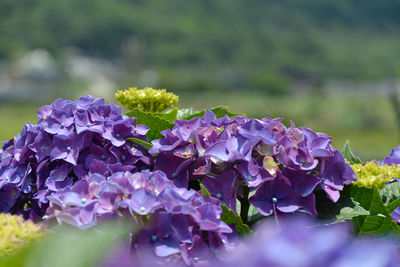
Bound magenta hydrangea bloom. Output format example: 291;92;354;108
0;95;151;220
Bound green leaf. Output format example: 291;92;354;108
380;181;400;205
183;106;243;120
177;108;199;120
340;140;362;164
349;184;400;235
315;187;370;223
126;108;175;142
353;215;400;236
220;204;251;235
200;184;211;197
153;107;178;122
126;137;152;149
334;201;371;223
350;184;388;215
387;198;400;214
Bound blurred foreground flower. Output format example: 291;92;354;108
0;214;43;256
115;87;179;112
99;217;400;267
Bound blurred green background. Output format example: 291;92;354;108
1;0;400;160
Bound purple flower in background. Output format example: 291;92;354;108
382;145;400;165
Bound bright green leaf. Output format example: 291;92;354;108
354;215;400;236
220;204;251;235
177;108;199;120
126;138;152;149
126;108;175;141
350;184;388;216
387;198;400;214
200;184;211;197
380;181;400;205
153;107;178;122
183;106;243;120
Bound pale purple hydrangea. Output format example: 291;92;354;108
46;170;233;264
0;95;151;220
150;110;356;221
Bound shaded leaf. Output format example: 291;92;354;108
315;187;370;223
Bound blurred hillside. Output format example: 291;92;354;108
1;0;400;94
0;0;400;159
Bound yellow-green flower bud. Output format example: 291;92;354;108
115;87;179;113
0;214;44;256
351;161;400;189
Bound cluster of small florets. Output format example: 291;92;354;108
150;110;356;219
351;161;400;188
115;87;179;112
0;96;151;220
0;213;43;255
46;170;232;264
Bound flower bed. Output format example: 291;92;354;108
1;88;400;266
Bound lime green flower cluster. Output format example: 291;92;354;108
351;161;400;188
0;214;44;256
115;87;179;113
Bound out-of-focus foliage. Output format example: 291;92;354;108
116;87;178;112
0;221;129;267
0;214;43;256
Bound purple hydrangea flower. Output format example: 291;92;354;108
150;109;356;224
0;95;151;220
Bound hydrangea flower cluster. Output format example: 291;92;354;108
100;218;400;267
0;96;151;220
351;160;400;188
46;170;233;264
115;87;179;112
150;110;356;221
